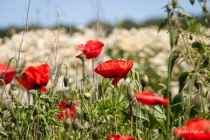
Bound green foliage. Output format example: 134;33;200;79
0;0;210;140
178;72;190;92
171;92;184;118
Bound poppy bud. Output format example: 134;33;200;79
141;75;149;88
105;115;110;122
15;68;22;79
126;85;134;101
66;100;72;109
92;128;100;140
202;4;208;14
166;4;173;12
189;34;193;40
63;77;69;87
72;118;81;131
190;0;194;5
84;92;91;100
80;54;86;62
75;106;82;118
193;93;201;109
64;118;71;130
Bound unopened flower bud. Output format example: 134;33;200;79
72;118;81;131
141;75;149;88
202;4;208;14
84;92;91;100
63;77;69;87
92;128;100;140
166;4;173;12
66;101;72;109
15;68;22;79
64;118;72;130
193;93;201;109
80;54;86;62
126;85;134;101
75;106;82;118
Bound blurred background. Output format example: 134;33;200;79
0;0;208;36
0;0;209;93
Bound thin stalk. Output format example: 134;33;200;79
17;0;30;67
113;86;117;134
80;59;85;138
166;10;173;140
185;56;202;122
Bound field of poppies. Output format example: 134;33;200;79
0;0;210;140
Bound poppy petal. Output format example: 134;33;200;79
94;60;133;85
76;40;104;59
136;91;169;106
0;63;15;85
17;64;49;90
40;87;47;92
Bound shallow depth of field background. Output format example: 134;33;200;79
0;0;208;94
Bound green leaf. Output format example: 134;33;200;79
178;12;192;18
0;131;8;138
158;18;168;33
147;107;166;134
169;28;178;49
170;50;180;76
172;0;178;8
178;72;190;92
171;92;184;118
118;94;125;103
190;0;195;5
192;41;206;52
175;5;184;11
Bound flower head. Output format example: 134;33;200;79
57;99;76;120
76;40;104;59
174;118;210;140
107;134;135;140
0;63;15;85
17;63;49;92
94;60;133;85
136;91;169;106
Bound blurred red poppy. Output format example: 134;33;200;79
174;118;210;140
0;63;15;85
57;99;76;120
136;91;169;106
76;40;104;59
94;60;133;85
17;63;49;92
107;134;135;140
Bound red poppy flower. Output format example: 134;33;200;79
0;63;15;85
136;91;169;106
17;63;49;92
94;60;133;85
57;99;76;120
107;134;135;140
174;118;210;140
76;40;104;59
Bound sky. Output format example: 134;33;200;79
0;0;207;29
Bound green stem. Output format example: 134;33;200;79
166;10;173;140
185;56;202;122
